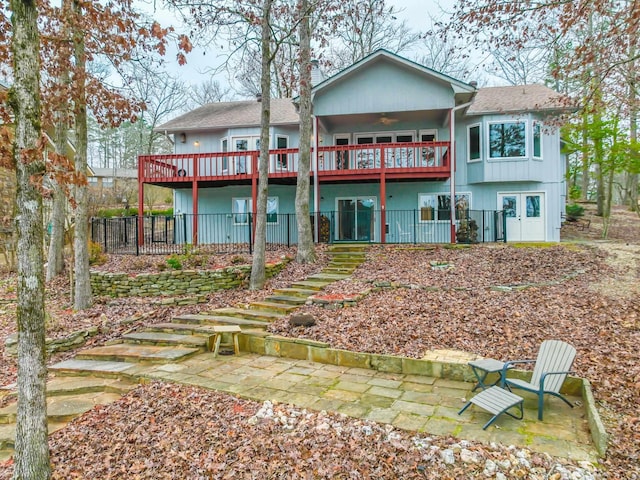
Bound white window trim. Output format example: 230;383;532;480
266;196;279;225
334;196;378;242
275;135;289;172
418;192;472;223
418;129;438;142
532;121;543;161
487;120;528;160
232;197;251;225
467;123;481;163
220;137;229;172
333;133;351;144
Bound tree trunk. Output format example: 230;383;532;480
8;0;51;476
295;0;316;264
46;104;70;281
73;0;92;309
580;110;590;201
46;182;66;281
250;0;273;290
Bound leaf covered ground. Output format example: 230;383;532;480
0;206;639;478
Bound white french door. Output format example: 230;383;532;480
498;192;545;242
232;136;260;174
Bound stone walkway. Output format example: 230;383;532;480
0;245;599;463
49;350;597;462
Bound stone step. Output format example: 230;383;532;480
273;287;317;298
328;247;367;253
248;301;299;314
43;376;135;397
171;314;270;327
322;267;356;274
0;391;123;424
213;307;284;322
328;252;367;263
0;422;67;451
263;295;307;305
0;448;12;463
327;260;362;267
75;344;200;364
121;332;208;350
49;359;139;378
307;273;350;281
290;280;331;291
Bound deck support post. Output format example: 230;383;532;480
380;148;386;244
137;162;144;247
191;180;198;246
251;153;258;244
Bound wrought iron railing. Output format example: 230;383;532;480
90;209;505;255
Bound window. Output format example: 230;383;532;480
102;178;113;188
233;198;250;225
221;138;228;172
489;121;526;158
232;197;278;224
267;197;279;223
533;122;542;159
88;177;98;185
276;135;288;170
334;135;350;170
418;193;471;221
419;129;437;166
468;124;481;162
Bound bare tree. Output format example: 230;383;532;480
8;0;50;475
489;44;550;86
326;0;419;72
295;0;315;263
250;0;274;289
127;62;191;154
189;77;232;106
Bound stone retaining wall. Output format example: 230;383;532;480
90;259;290;297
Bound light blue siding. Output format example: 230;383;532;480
314;59;455;116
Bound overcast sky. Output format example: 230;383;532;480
146;0;455;90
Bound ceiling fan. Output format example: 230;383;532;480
377;113;399;126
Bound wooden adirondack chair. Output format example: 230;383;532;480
501;340;577;420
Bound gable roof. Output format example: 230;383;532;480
467;84;573;115
309;49;477;99
157;97;298;133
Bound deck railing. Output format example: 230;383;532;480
139;141;450;183
91;209;504;255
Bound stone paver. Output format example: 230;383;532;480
22;246;598;465
127;351;597;462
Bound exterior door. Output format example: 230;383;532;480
233;136;260;174
499;192;545;241
336;197;376;241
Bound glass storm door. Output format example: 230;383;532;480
336;197;376;241
498;192;545;242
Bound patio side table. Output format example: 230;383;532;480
468;358;507;392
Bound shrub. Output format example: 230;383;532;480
230;255;246;265
566;204;585;219
166;254;183;270
88;241;107;266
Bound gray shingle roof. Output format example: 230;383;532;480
91;167;137;179
467;84;573;115
158;98;298;132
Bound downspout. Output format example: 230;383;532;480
449;101;473;243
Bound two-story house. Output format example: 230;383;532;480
139;49;570;247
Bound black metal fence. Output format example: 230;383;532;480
91;209;505;255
